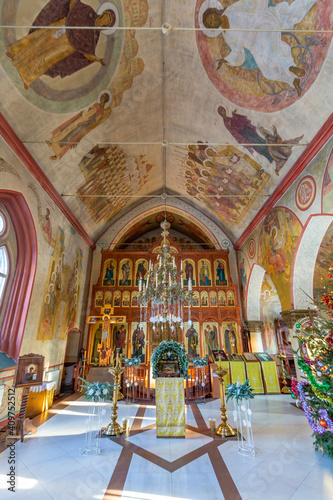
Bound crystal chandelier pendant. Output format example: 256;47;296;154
138;220;194;335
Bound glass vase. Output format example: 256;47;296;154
232;398;255;456
81;399;103;455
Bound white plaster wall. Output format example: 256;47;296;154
293;215;333;309
246;264;266;321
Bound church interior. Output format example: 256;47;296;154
0;0;333;499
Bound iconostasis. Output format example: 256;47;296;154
87;237;242;365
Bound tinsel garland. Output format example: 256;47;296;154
291;377;298;398
297;381;333;434
297;358;330;391
311;385;333;409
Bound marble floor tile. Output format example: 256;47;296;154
121;455;173;500
171;455;225;500
290;482;333;500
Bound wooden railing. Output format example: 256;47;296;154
122;364;151;401
121;363;211;402
185;365;211;402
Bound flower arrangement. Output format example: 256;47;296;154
190;355;208;367
123;356;141;367
151;340;189;378
226;380;255;404
79;378;117;402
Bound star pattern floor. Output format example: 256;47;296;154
0;394;332;500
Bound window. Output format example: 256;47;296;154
0;211;5;235
0;209;11;310
0;245;9;304
0;192;37;359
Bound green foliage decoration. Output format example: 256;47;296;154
79;378;118;402
124;356;141;367
151;340;189;378
190;355;208;367
226;379;255;404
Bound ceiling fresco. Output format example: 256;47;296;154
0;0;332;242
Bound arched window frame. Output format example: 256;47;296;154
0;244;10;310
0;207;13;319
0;191;37;360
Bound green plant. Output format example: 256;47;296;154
151;340;189;378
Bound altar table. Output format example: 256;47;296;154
156;377;185;437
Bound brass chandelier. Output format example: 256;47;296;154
138;220;194;333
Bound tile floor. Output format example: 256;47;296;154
0;394;332;500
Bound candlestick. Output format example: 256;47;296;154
212;365;236;437
103;359;126;436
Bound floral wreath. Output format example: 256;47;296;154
151;340;189;379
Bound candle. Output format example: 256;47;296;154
188;279;192;291
111;352;114;367
116;349;119;365
139;279;142;292
218;354;222;368
156;274;158;287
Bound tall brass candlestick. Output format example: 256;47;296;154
80;353;87;393
213;355;236;437
277;351;291;394
103;351;125;436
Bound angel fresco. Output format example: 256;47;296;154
217;107;303;175
6;0;118;90
47;91;112;160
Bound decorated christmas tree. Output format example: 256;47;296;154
291;265;333;458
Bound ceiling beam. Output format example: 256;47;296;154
0;113;95;250
235;113;333;250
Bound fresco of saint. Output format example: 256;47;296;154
48;91;112;160
217;107;303;175
182;143;270;224
6;0;117;89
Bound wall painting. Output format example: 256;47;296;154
258;207;302;311
195;0;332;111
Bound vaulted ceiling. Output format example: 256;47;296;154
0;0;332;247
